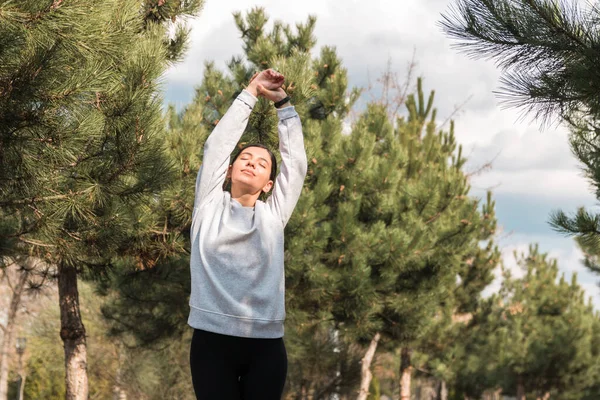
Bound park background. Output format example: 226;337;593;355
1;0;600;399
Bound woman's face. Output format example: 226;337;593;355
228;147;273;195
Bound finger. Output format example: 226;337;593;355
269;69;283;81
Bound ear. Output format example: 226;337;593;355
262;180;274;194
226;165;233;179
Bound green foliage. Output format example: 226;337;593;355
368;374;381;399
99;255;191;345
0;0;202;275
452;245;600;398
23;283;117;399
440;0;600;122
0;0;203;396
318;79;498;347
284;322;363;398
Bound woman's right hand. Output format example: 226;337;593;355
247;69;284;96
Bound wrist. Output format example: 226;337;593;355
274;96;291;108
245;83;259;98
273;92;288;102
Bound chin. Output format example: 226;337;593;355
231;180;260;193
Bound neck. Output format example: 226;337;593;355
230;188;260;207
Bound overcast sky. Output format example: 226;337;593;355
162;0;600;308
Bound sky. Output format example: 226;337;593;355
162;0;600;309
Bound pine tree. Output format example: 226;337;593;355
455;245;600;399
0;1;202;398
439;0;600;276
413;235;500;399
316;79;499;399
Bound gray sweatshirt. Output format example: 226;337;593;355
188;89;308;338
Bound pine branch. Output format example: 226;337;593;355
440;0;600;122
548;208;600;244
0;191;87;206
18;237;57;248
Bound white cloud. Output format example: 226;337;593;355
470;168;592;201
457;111;595;202
165;0;503;117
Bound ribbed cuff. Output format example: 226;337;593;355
276;105;297;120
239;89;258;108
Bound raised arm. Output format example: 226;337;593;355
195;89;257;208
266;106;308;226
195;70;285;208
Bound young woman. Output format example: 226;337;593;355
188;69;308;400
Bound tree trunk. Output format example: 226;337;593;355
18;375;26;400
113;342;127;400
0;268;28;400
516;376;525;400
438;380;448;400
58;263;88;400
493;388;502;400
357;332;380;400
399;347;412;400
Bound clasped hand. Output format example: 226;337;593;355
246;69;287;103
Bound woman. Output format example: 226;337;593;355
188;69;308;400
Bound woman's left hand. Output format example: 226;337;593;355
256;85;287;103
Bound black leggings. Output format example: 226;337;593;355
190;329;288;400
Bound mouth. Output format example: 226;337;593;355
241;169;255;177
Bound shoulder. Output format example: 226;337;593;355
255;199;285;228
194;191;227;215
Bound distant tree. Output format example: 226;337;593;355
0;256;54;400
454;245;600;399
412;237;500;400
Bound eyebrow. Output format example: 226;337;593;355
240;151;270;165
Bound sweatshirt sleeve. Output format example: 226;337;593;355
195;89;258;208
266;106;308;226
